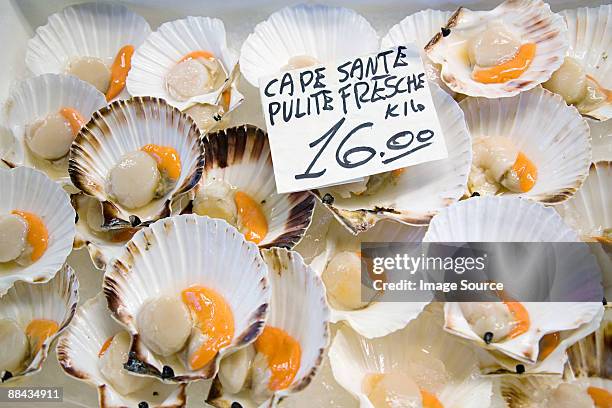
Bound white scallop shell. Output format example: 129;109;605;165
57;293;187;408
103;215;270;382
71;193;135;271
424;196;580;242
381;9;454;95
560;5;612;121
240;3;379;87
26;1;150;100
0;167;76;295
328;303;493;408
127;16;244;113
1;265;78;383
474;306;604;375
311;218;428;339
68;97;205;228
460;86;591;204
3;74;107;184
209;248;330;407
425;0;568;98
313;83;472;233
557;161;611;242
192;125;315;249
589;119;612;162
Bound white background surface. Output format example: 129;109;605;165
0;0;605;407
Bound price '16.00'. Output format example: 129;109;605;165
295;117;435;180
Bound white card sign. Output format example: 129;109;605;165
260;44;448;194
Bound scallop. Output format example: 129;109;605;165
0;167;75;294
1;265;78;383
68;97;204;229
103;215;270;382
57;294;187;407
425;0;568;98
209;248;329;407
4;74;106;184
127;16;243;117
190;125;315;249
26;2;151;101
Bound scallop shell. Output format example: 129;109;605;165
589;119;612;162
57;293;187;408
313;83;472;233
240;3;379;87
190;125;315;249
208;248;330;407
425;0;568;98
68;96;205;229
127;16;244;114
328;303;493;408
424;196;580;242
474;306;604;375
1;265;78;383
71;193;135;271
103;215;270;382
560;5;612;121
381;9;454;95
3;74;107;184
461;86;591;204
0;167;75;295
311;218;428;339
26;2;150;99
557;161;612;302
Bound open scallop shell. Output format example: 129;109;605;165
0;167;75;295
313;83;472;233
71;193;136;271
103;215;270;382
559;5;612;121
460;86;591;204
3;74;106;184
190;125;314;249
328;303;493;408
381;9;454;95
57;293;187;408
1;265;78;383
425;0;568;98
424;196;580;242
208;248;330;407
557;161;611;301
589;119;612;162
498;311;612;406
127;16;244;114
26;2;150;100
68;96;204;229
310;218;428;339
240;3;379;87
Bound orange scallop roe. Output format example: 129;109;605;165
98;335;115;357
179;50;216;62
254;326;301;391
106;45;134;101
472;43;536;84
59;107;86;136
537;332;560;361
181;285;234;371
141;144;181;180
420;389;444;408
588;386;612;408
109;228;137;243
504;301;530;339
26;319;59;353
512;152;537;192
11;210;48;262
586;75;612;103
234;191;268;244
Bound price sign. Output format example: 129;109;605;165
260;45;448;194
